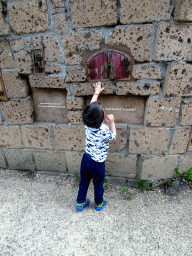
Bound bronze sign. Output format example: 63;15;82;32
32;88;69;124
86;95;145;124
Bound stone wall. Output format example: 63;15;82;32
0;0;192;184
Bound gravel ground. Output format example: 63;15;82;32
0;169;192;256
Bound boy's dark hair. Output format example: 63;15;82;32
83;102;104;129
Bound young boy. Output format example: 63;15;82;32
76;81;116;211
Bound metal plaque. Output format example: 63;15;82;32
32;88;69;124
86;95;145;124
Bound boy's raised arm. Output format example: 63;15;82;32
90;81;104;103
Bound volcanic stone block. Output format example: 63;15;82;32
43;34;63;63
120;0;170;24
163;63;192;97
8;0;49;34
180;99;192;126
65;151;84;174
53;13;68;33
178;153;192;172
4;149;35;171
140;155;177;181
174;0;192;21
50;0;64;8
0;126;23;148
33;35;44;50
154;23;192;61
10;38;24;52
73;81;113;96
68;111;83;125
0;3;11;35
29;75;65;89
22;125;53;150
14;51;33;75
109;125;128;153
61;31;103;65
145;97;181;127
129;127;170;154
132;64;162;80
0;149;6;168
54;126;85;151
2;70;29;99
106;153;137;178
169;128;191;154
65;68;86;83
106;25;152;62
71;0;117;29
24;38;33;52
0;41;14;69
45;64;61;74
67;97;84;110
34;151;67;172
0;98;34;125
116;81;160;96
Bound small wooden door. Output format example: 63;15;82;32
87;51;131;81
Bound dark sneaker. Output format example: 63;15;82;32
95;196;107;211
76;199;90;211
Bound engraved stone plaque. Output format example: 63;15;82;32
32;88;69;124
86;96;145;124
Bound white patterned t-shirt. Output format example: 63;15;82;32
85;123;116;162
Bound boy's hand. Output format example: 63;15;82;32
105;114;114;124
93;82;104;94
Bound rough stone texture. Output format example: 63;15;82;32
0;2;11;35
174;0;192;21
50;0;64;8
154;23;192;61
53;13;68;34
52;7;66;15
132;64;162;80
140;155;177;181
120;0;170;24
8;0;49;34
73;81;113;96
106;25;152;62
61;31;103;65
106;153;136;178
65;151;84;174
169;128;191;154
65;68;86;83
0;98;34;125
45;64;61;74
116;81;160;96
14;51;33;75
0;126;23;148
24;38;33;52
0;41;14;69
71;0;117;29
68;111;83;125
109;125;128;153
43;34;63;63
178;153;192;172
10;39;24;52
33;35;44;50
145;97;181;127
54;126;85;151
163;63;192;97
29;75;65;89
2;70;29;99
129;127;170;154
180;99;192;126
0;149;6;168
67;98;84;110
34;151;67;172
21;125;53;150
4;149;35;171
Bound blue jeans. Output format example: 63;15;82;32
77;153;105;205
